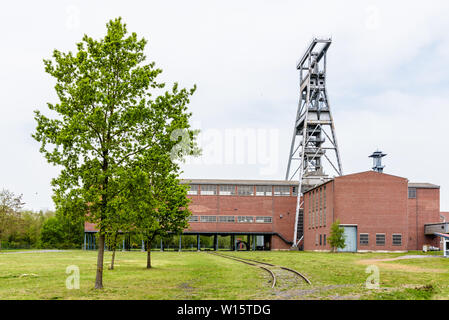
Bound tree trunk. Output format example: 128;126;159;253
109;233;118;270
146;246;152;269
95;233;105;289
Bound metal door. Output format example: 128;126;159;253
338;226;357;252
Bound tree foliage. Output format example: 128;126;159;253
0;189;25;250
328;219;346;252
33;17;199;288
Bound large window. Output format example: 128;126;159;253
219;185;236;196
408;187;417;199
218;216;235;223
255;216;272;223
200;216;216;222
256;185;272;196
188;216;199;222
237;216;254;223
360;234;369;246
238;185;254;196
187;184;199;195
200;185;217;195
376;234;385;246
392;234;402;246
274;186;290;196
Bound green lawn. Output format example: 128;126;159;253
0;250;448;300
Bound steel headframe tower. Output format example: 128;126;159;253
286;38;343;248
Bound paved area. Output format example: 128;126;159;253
0;250;65;254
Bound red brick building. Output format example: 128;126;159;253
302;171;441;252
83;172;444;252
181;179;298;250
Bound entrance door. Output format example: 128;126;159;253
338;226;357;252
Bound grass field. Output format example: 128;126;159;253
0;249;448;300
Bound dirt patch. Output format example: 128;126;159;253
357;256;446;273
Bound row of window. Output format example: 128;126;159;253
187;185;296;197
308;186;327;228
188;215;273;223
360;233;402;246
315;234;327;246
315;233;403;246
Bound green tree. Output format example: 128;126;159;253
33;18;197;289
0;190;24;250
328;219;346;252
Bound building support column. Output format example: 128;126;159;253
179;235;182;252
160;239;164;252
214;234;218;251
141;240;145;252
197;235;201;251
252;235;256;251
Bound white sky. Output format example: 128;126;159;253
1;1;449;211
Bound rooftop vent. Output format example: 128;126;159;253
369;150;387;173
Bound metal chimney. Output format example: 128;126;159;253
369;150;387;173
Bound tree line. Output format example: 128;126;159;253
0;189;83;250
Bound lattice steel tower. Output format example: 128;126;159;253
286;38;343;248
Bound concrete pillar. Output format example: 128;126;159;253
141;240;145;252
93;234;96;250
160;239;163;252
179;235;182;252
252;235;256;251
197;235;201;251
122;239;125;252
214;234;218;251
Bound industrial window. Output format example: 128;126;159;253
319;187;322;227
323;186;326;226
392;234;402;246
218;216;235;223
219;185;236;196
360;234;369;246
274;186;290;196
315;188;319;228
292;186;298;196
315;234;319;246
408;188;417;199
255;216;272;223
238;185;254;196
323;234;327;246
188;216;199;222
200;185;217;195
187;184;199;195
238;216;254;223
319;234;322;245
256;185;272;196
376;234;386;246
311;190;315;228
308;192;312;229
200;216;216;222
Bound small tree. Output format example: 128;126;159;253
328;219;346;252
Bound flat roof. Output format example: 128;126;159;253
408;182;440;189
180;179;298;186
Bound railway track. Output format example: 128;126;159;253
207;252;311;289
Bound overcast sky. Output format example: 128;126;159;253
1;0;449;212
